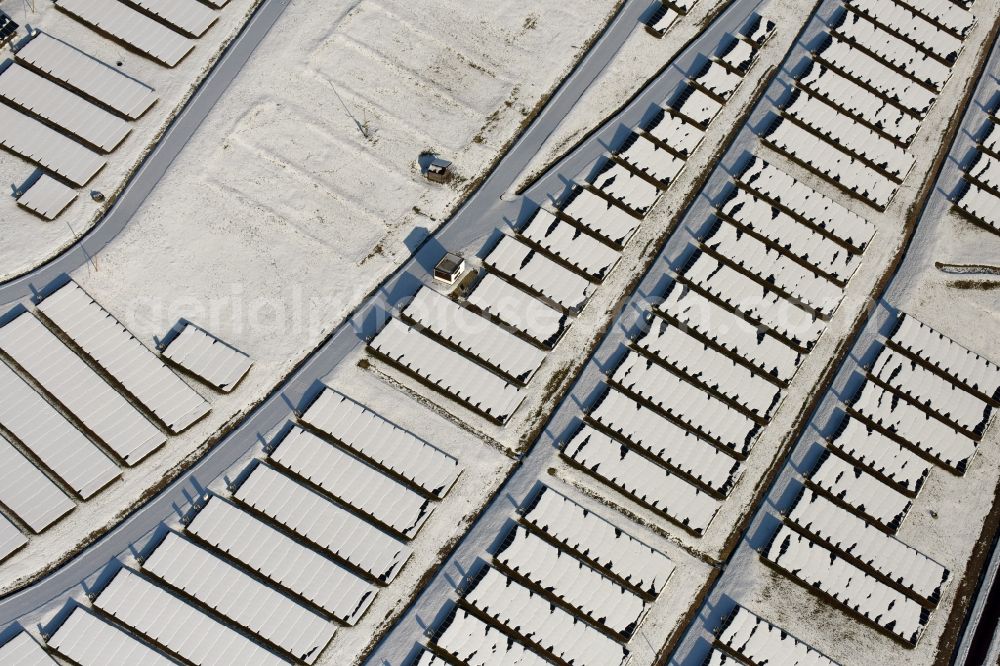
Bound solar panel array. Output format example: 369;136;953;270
161;323;253;392
15;174;77;221
563;152;874;533
715;606;840;665
760;0;976;210
646;0;711;38
0;280;215;546
760;311;999;646
421;485;674;665
956;104;1000;233
29;390;464;664
370;21;772;424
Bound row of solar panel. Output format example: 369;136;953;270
955;104;1000;233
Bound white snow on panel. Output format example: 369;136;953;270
93;568;288;666
564;425;720;534
591;163;661;216
370;319;524;423
522;486;675;596
15;32;158;119
645;109;705;156
968;152;1000;194
847;0;963;62
692;60;743;100
15;174;78;221
618;133;685;186
719;606;839;666
496;525;646;636
0;632;57;665
464;567;629;666
143;532;335;662
809;449;912;532
956;180;1000;232
0;103;105;186
37;280;209;434
560;188;643;248
0;312;165;466
403;286;546;384
0;515;26;563
836;12;951;91
186;496;375;623
271;426;432;539
432;608;550;666
829;417;931;495
898;0;975;36
300;389;460;498
162;324;252;392
590;387;742;495
762;525;928;645
49;607;174;666
851;380;977;473
521;209;620;281
656;282;803;383
233;463;411;584
0;360;120;499
673;85;722;127
483;235;595;312
128;0;218;37
0;434;74;533
54;0;194;67
467;273;567;348
738;157;876;251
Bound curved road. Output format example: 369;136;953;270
0;0;760;631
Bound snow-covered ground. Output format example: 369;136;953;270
0;0;620;591
0;0;262;281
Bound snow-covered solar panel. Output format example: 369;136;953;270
788;489;949;605
829;417;931;494
37;280;209;433
564;425;720;534
403;286;546;384
738;157;876;251
54;0;194;68
968;152;1000;195
590;163;661;216
762;525;928;645
612;351;761;455
0;361;120;499
808;449;912;532
16;174;77;221
719;36;757;75
560;188;643;248
483;235;595;313
784;91;916;182
644;109;705;156
681;252;826;351
718;188;860;283
0;103;105;186
520;209;620;280
0;63;131;152
127;0;218;38
521;486;675;596
847;0;963;62
590;387;742;495
702;220;844;316
636;315;782;419
647;4;679;36
692;60;743;100
233;463;410;583
15;32;157;119
0;515;26;562
369;319;524;424
186;497;375;623
889;314;1000;401
93;568;288;666
414;649;447;666
300;389;460;498
834;12;952;92
673;85;723;127
431;608;550;666
161;324;251;392
467;273;567;348
0;632;57;665
48;607;174;666
464;567;630;666
981;121;1000;157
764;117;898;209
0;434;74;533
899;0;975;36
143;532;335;663
956;180;1000;232
704;648;748;665
656;282;803;383
871;348;992;435
719;606;839;666
798;61;920;145
743;15;777;47
850;380;977;473
617;133;686;187
495;525;646;636
271;426;432;539
0;312;165;466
